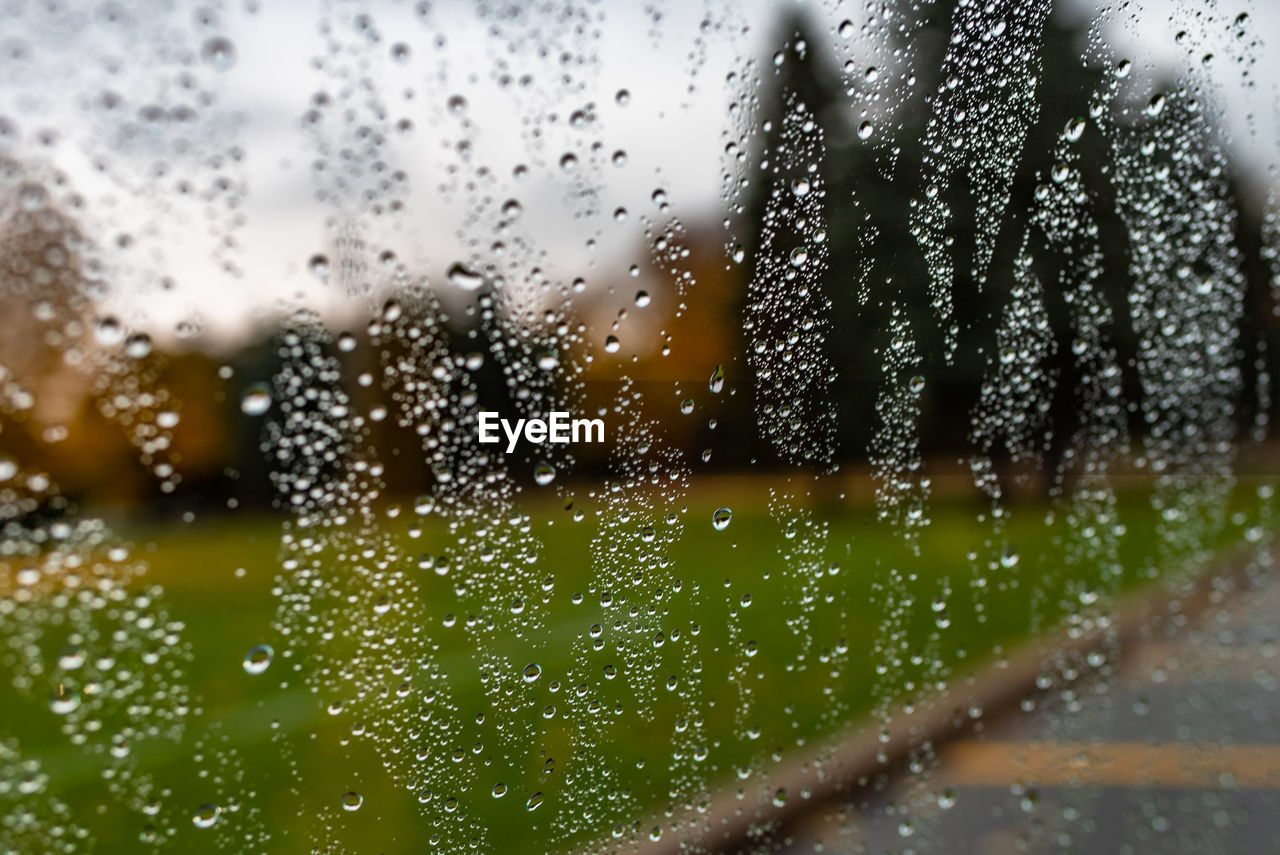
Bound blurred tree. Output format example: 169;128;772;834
731;3;1273;497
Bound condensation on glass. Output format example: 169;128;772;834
0;1;1277;853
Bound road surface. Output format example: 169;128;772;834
777;566;1280;854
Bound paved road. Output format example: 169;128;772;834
778;567;1280;854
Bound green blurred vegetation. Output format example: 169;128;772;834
12;475;1269;853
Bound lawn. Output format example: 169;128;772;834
5;472;1273;854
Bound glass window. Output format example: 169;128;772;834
1;1;1277;853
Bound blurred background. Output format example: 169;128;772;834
1;0;1278;853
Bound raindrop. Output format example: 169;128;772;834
712;508;732;531
200;36;236;71
192;804;221;829
308;254;329;280
615;89;630;106
492;783;507;798
341;792;363;812
447;262;484;291
790;247;808;268
526;792;544;811
243;644;274;675
522;663;542;683
57;645;85;670
94;316;125;346
1063;117;1086;143
534;463;556;486
604;335;620;354
124;332;152;359
1146;93;1166;117
838;20;854;40
240;384;272;416
709;364;725;394
634;290;651;308
857;121;873;140
49;686;79;714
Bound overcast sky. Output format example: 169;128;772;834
0;0;1274;351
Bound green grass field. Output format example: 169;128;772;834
7;474;1274;854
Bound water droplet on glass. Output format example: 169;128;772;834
192;804;220;828
857;121;874;140
57;644;85;670
534;463;556;486
49;685;79;714
838;20;855;39
522;663;542;683
709;364;725;394
526;792;544;811
615;89;630;106
712;507;732;531
94;316;125;346
447;262;484;291
790;247;808;268
240;384;272;416
243;644;273;675
492;783;507;798
341;792;363;812
308;254;329;280
1063;117;1086;143
634;290;650;307
604;335;620;354
1146;93;1166;117
124;332;152;359
200;36;236;71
